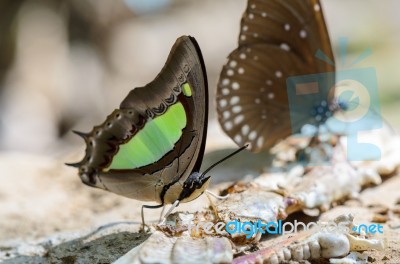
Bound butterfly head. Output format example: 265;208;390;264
179;172;211;203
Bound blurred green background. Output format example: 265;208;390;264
0;0;399;156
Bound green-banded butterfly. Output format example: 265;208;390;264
67;36;246;228
216;0;336;152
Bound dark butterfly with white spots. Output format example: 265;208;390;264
217;0;335;152
67;36;247;228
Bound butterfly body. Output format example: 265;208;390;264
69;36;210;207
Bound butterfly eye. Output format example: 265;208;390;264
195;181;202;188
217;0;335;152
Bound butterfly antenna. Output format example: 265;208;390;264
200;144;248;178
206;190;229;199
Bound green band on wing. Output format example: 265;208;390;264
108;102;187;169
182;83;192;97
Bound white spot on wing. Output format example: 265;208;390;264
232;82;240;90
314;3;320;11
255;98;261;104
284;24;290;31
280;43;290;51
222;78;230;86
275;71;282;78
230;96;240;105
249;131;257;141
257;136;264;148
238;67;245;74
243;25;248;31
266;80;273;86
224;121;233;131
300;30;307;38
234;134;242;143
261;12;267;17
234;115;244;124
241;125;250;135
232;105;242;113
253;33;258;38
249;13;254;19
240;35;246;41
229;60;237;68
223;111;230;119
222;88;230;95
240;53;246;60
219;99;227;108
227;69;234;76
250;4;256;9
268;93;275;99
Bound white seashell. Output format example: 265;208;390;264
308;240;321;259
317;233;350;258
282;248;291;260
291;245;304;260
217;190;286;224
268;254;279;264
302;243;311;260
346;233;385;251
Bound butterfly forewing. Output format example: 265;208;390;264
73;36;208;204
217;0;335;152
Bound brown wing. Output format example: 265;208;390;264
70;36;208;204
216;0;335;152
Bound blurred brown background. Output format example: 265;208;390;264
0;0;399;156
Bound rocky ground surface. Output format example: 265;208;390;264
0;147;399;263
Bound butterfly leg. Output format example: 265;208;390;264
158;199;180;225
158;205;166;222
141;203;163;232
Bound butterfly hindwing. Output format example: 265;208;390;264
73;36;208;204
217;0;335;152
